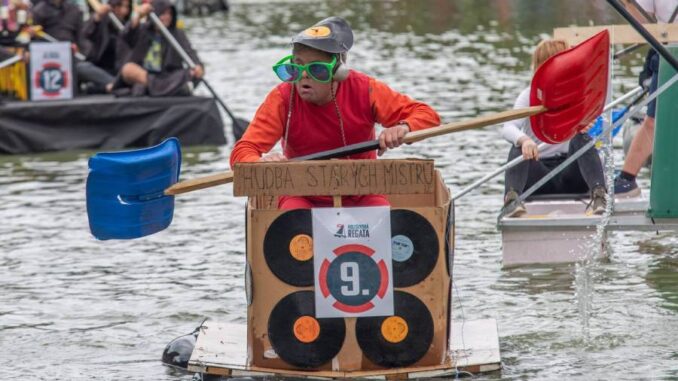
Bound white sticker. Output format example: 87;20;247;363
391;235;414;262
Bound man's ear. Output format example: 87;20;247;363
333;53;349;82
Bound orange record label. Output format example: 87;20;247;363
381;316;409;343
293;315;321;343
303;26;331;38
289;234;314;261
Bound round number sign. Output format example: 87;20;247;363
318;244;389;313
34;62;68;97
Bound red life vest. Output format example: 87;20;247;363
278;71;375;160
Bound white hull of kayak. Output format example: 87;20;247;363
498;198;678;267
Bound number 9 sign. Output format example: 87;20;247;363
312;207;394;318
319;244;389;313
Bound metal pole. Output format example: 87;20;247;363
38;31;87;61
0;54;21;70
107;12;124;31
613;43;642;60
148;12;197;69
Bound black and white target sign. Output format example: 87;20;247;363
312;207;394;318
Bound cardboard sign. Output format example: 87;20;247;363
234;159;435;197
29;42;73;101
312;206;394;318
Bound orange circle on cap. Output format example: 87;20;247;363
381;316;409;344
303;26;331;38
293;316;320;343
289;234;313;261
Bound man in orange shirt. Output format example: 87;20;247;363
230;16;440;209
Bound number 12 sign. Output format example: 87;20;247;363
312;206;394;318
30;42;73;101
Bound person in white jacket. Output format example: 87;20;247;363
501;39;607;218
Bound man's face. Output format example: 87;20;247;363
159;8;172;27
292;49;334;105
113;0;130;20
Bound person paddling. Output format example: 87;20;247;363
230;16;440;210
501;39;608;217
118;0;204;96
81;0;131;93
32;0;115;94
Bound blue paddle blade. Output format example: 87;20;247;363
587;107;628;139
86;138;182;240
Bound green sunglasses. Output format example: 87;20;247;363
272;55;337;83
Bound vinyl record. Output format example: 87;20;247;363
356;291;434;368
268;291;346;368
263;209;314;286
390;209;439;287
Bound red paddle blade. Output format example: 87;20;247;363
530;30;610;144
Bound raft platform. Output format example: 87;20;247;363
499;197;678;267
187;319;501;378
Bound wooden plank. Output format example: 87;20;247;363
187;322;248;373
450;319;501;371
188;319;502;378
247;362;454;378
554;23;678;45
233;159;435;197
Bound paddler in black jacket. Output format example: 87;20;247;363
31;0;85;46
82;0;132;88
32;0;119;94
118;0;204;96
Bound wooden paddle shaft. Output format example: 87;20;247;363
164;172;234;195
164;105;547;196
0;55;21;70
404;105;545;143
37;31;87;61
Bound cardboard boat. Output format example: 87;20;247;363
186;159;501;378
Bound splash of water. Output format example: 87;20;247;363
574;114;616;341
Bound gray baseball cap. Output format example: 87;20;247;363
291;16;354;54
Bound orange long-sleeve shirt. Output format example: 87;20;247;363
230;72;440;166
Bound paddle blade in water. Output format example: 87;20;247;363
232;117;250;141
530;30;610;144
86;138;182;240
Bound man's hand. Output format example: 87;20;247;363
580;120;596;134
191;65;204;79
378;123;409;156
136;3;152;18
94;4;111;21
518;136;539;160
130;3;152;28
258;152;287;162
